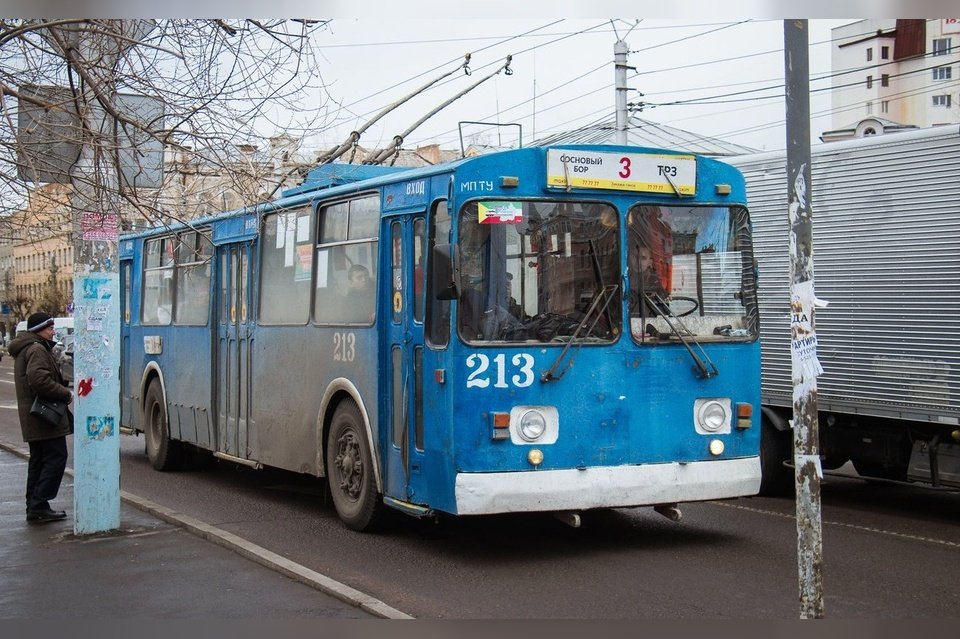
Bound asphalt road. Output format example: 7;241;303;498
1;356;958;618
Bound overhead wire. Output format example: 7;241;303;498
319;19;951;156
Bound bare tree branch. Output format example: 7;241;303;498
0;18;333;312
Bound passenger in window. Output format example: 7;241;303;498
460;276;525;341
629;243;670;318
506;273;523;320
343;264;375;322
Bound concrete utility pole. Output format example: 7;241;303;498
783;19;825;618
614;39;630;145
47;20;154;534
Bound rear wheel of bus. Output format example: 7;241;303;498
759;416;793;496
144;381;184;471
326;400;384;532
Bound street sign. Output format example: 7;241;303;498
16;85;164;188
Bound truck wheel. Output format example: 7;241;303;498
144;381;184;471
326;401;385;532
759;417;794;496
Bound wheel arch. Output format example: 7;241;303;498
138;362;167;432
316;378;382;493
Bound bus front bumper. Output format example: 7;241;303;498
453;456;761;515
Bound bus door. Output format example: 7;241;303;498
215;242;254;460
382;215;427;504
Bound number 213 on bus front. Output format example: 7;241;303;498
465;353;535;388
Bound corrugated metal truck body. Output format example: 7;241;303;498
729;126;960;491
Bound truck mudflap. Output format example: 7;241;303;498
907;440;960;488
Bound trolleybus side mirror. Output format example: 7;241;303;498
433;243;458;300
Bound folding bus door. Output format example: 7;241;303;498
215;242;255;461
382;214;427;505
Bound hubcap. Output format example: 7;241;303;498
335;430;362;500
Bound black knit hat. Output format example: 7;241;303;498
27;312;54;333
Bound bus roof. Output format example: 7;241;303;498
120;144;743;242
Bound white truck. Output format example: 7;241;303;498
728;125;960;493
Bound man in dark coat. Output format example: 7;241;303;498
9;312;74;523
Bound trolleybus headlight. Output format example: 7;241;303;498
518;409;547;441
697;400;728;433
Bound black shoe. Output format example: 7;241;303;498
26;507;67;523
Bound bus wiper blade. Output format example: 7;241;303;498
542;284;618;383
647;292;719;379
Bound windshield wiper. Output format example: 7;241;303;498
646;292;719;379
542;284;619;383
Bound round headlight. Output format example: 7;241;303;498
698;400;728;432
518;409;547;441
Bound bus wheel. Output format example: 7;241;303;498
326;401;384;532
144;382;181;471
759;417;794;496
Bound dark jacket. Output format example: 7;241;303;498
9;331;73;442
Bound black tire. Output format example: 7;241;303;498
759;417;794;496
144;381;183;471
326;401;384;532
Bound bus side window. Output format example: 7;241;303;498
142;236;173;326
313;196;379;325
260;209;313;325
426;199;451;347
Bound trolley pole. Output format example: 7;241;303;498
783;19;824;618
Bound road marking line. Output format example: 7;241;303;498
712;501;960;549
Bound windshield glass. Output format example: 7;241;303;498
627;204;758;343
457;199;620;343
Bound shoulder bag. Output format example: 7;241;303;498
30;396;68;426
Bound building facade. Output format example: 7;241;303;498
828;19;960;138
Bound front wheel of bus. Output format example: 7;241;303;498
326;401;384;532
144;381;180;471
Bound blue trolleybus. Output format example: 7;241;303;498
119;145;762;531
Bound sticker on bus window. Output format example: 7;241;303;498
295;245;312;282
478;201;522;224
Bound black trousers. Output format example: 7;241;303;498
26;436;68;512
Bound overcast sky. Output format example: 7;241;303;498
304;18;854;156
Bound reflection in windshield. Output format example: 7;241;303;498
457;200;620;343
627;204;758;344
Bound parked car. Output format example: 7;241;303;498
54;334;74;386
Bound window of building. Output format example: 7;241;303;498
881;45;889;59
933;66;952;81
866;75;873;89
881;101;889;113
933;38;952;56
881;74;889;87
866;47;873;61
866;101;873;114
933;94;952;107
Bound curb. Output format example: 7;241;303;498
0;440;413;619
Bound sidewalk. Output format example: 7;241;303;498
0;443;385;619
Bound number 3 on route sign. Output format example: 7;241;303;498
546;149;696;195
